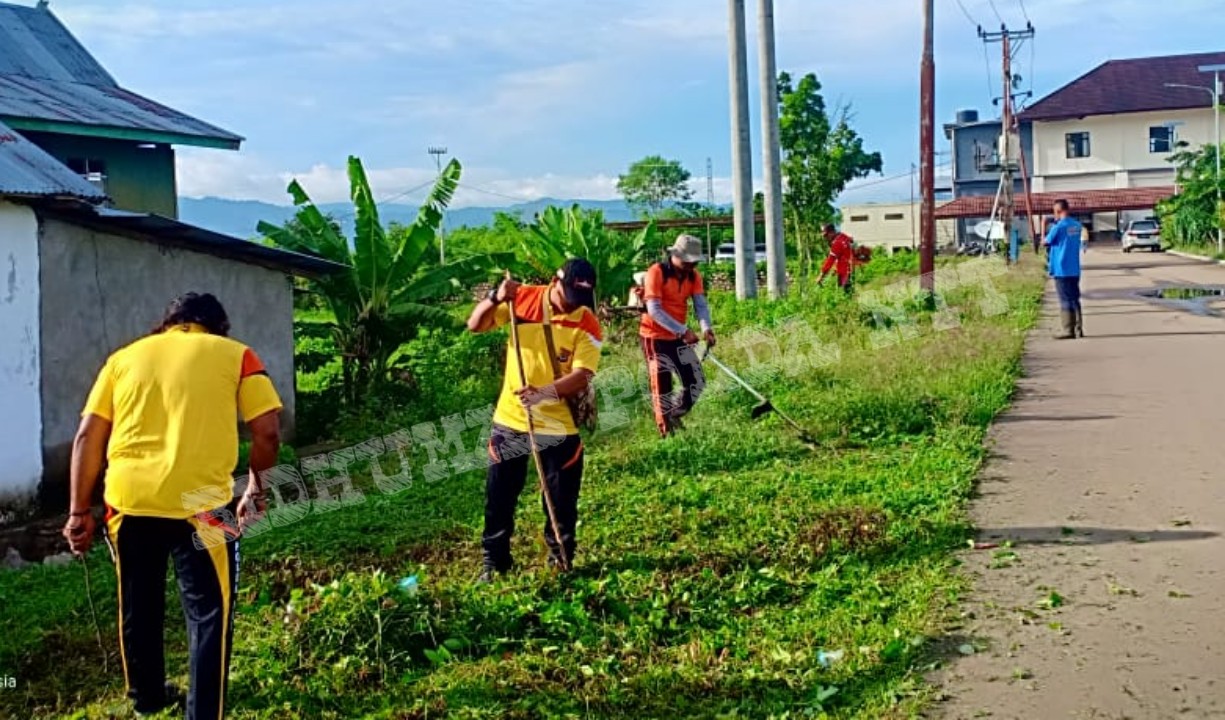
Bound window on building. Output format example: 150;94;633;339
1149;126;1174;153
884;213;905;221
849;215;869;222
1065;132;1090;158
65;157;107;179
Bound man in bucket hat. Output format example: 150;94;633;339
637;234;717;437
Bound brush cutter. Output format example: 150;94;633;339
701;349;820;446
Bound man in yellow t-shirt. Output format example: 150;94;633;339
466;258;602;581
62;293;282;719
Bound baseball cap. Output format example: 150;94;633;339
557;257;597;310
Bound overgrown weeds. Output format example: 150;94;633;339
1;257;1046;719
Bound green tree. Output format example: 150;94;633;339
442;212;533;259
778;71;883;274
518;205;657;307
259;156;507;404
1157;144;1225;250
617;155;694;216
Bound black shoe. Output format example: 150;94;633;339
133;682;185;716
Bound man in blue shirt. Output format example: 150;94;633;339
1044;199;1084;339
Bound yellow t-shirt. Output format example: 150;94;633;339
492;284;603;436
82;324;283;518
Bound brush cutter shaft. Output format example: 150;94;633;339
705;353;768;404
703;350;819;445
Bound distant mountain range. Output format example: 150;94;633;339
179;196;643;239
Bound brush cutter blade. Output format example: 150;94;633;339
751;400;775;420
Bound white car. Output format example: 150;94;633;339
714;243;768;263
1121;219;1161;253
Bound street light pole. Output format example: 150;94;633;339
1200;64;1225;255
428;146;448;264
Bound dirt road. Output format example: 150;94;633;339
936;249;1225;719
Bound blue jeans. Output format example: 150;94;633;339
1054;276;1081;312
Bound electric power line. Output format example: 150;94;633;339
455;181;530;203
983;42;996;107
1027;31;1036;104
1017;0;1031;24
987;0;1005;24
841;162;952;193
953;0;979;27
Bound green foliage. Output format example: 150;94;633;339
2;258;1049;720
259;156;509;404
237;441;299;472
779;71;884;276
616;155;694;216
443;212;534;260
1157;144;1224;250
519;204;659;307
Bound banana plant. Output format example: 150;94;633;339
519;204;657;308
260;156;507;403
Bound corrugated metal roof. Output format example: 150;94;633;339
0;3;113;85
0;118;106;199
0;1;242;148
935;187;1175;220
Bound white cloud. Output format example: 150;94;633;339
176;151;628;208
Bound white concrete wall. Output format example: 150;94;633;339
1032;108;1213;186
0;201;42;503
840;201;957;251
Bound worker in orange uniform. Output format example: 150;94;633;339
817;223;857;292
638;234;716;437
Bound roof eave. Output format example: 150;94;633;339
1022;103;1215;123
39;206;347;278
2;117;243;150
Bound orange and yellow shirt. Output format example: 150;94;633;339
82;324;282;518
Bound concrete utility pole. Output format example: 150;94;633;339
706;156;716;262
428;146;448;264
1198;64;1224;255
757;0;786;299
727;0;757;299
919;0;936;293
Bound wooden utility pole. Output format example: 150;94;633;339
1000;32;1014;253
980;24;1035;256
919;0;935;293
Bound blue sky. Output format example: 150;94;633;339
45;0;1224;208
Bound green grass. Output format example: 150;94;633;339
0;258;1045;719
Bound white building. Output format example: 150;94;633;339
838;201;956;254
1020;51;1225;236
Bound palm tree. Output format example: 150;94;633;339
260;156;505;404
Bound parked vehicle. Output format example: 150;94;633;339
1122;219;1162;253
714;243;768;263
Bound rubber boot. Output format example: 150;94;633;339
1074;308;1084;338
1054;310;1076;340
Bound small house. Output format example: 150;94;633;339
0;2;342;509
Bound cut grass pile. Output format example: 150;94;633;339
0;257;1046;719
